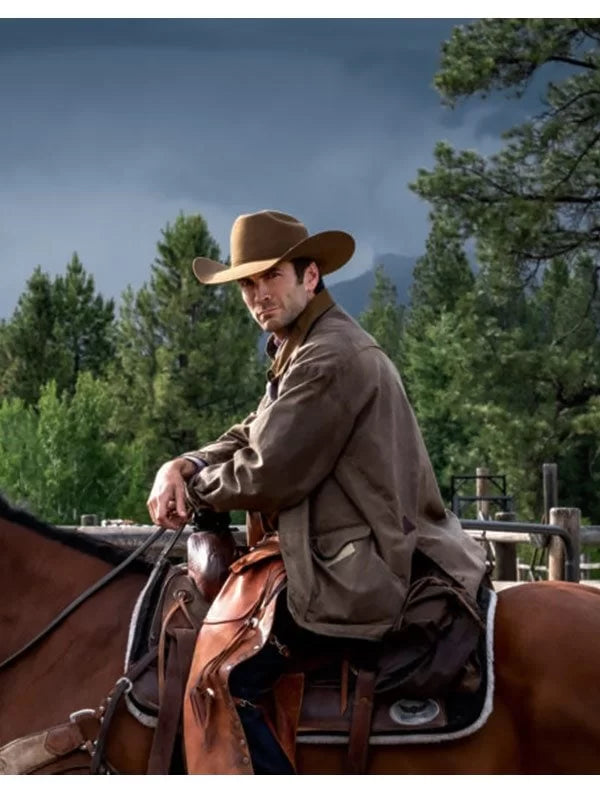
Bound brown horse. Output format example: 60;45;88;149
1;496;600;774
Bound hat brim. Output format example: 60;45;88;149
192;230;355;285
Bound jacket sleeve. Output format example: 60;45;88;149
187;354;366;513
181;408;258;467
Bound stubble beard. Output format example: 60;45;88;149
252;288;311;336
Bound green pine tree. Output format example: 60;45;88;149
407;19;600;516
0;256;116;406
107;213;264;521
359;265;405;367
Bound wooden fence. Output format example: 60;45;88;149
457;463;600;585
64;504;600;586
462;509;600;585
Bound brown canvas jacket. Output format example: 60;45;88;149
185;290;487;640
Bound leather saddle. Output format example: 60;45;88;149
125;525;488;774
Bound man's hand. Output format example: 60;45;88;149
147;457;198;530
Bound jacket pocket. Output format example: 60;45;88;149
311;524;371;562
307;524;407;628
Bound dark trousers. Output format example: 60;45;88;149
228;591;378;774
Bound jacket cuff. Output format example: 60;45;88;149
182;455;208;475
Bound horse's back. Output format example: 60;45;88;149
297;581;600;774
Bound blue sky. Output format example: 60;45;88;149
0;18;527;319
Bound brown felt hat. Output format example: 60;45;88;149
192;210;355;285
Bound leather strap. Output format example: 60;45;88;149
345;669;376;774
147;628;197;774
90;647;158;774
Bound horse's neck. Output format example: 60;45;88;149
0;520;135;646
0;519;147;741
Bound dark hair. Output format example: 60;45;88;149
291;257;325;294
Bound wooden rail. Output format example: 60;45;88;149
61;523;247;560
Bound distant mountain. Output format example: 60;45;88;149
329;253;416;319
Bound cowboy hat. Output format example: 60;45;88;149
192;210;355;285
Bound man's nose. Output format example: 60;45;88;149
255;280;270;301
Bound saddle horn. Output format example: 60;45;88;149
188;510;237;603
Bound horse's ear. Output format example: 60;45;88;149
187;526;237;604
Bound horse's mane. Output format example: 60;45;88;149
0;494;153;573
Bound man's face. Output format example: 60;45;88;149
238;260;319;337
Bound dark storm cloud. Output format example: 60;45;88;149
0;18;511;319
0;19;460;107
0;18;453;64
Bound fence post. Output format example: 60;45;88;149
542;463;558;521
476;466;490;519
493;511;518;580
548;507;581;582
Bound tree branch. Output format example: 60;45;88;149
571;110;600;127
580;27;600;45
461;165;517;197
516;235;600;260
551;88;600;118
552;129;600;190
551;264;599;347
555;382;600;411
548;55;598;70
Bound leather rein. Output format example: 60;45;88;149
0;523;185;672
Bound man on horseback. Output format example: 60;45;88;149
147;210;488;774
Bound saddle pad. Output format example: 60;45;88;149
297;587;497;746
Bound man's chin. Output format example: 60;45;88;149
259;318;281;332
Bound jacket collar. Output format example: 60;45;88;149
266;289;335;381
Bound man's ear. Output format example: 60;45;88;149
304;261;320;292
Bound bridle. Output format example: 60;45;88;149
0;523;185;672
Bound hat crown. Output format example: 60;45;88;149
231;210;309;267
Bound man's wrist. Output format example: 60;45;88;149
181;456;207;478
